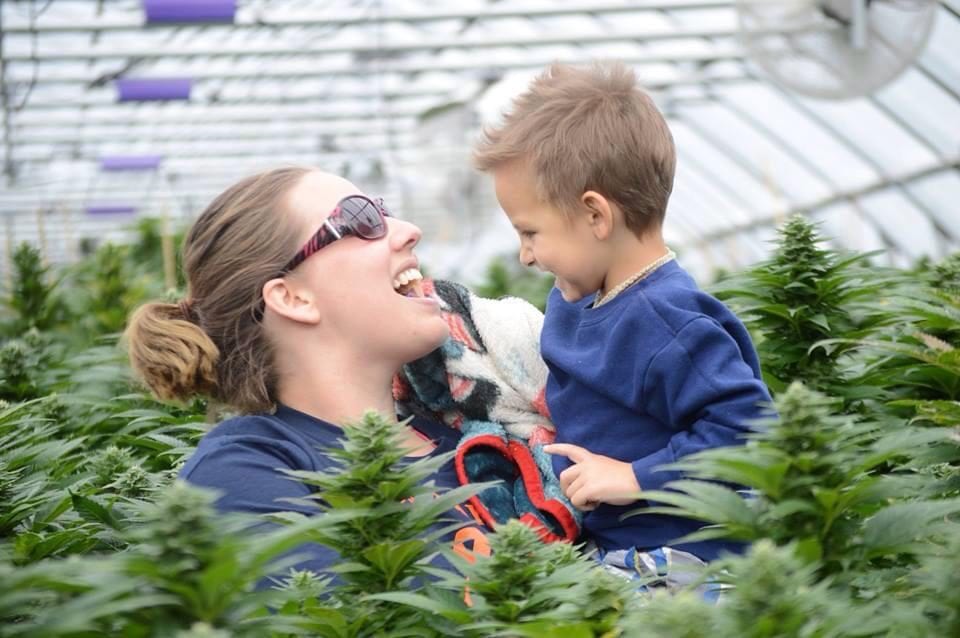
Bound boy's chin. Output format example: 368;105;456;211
555;280;592;303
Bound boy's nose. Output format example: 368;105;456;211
518;245;535;268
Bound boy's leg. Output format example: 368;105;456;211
587;544;726;603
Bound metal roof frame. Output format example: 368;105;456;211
2;0;958;281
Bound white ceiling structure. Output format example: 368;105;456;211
1;0;959;283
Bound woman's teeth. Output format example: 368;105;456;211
393;268;424;297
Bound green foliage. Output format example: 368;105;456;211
836;283;960;411
711;216;899;400
4;214;960;636
637;383;957;581
931;251;960;295
70;243;151;337
130;216;187;289
0;330;61;402
472;256;554;311
276;410;481;635
2;243;67;336
455;522;634;636
376;521;637;637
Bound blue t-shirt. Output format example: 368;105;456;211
542;260;772;560
180;404;485;577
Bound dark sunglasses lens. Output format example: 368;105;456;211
341;197;386;239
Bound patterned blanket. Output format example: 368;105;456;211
393;279;581;543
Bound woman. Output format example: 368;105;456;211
125;167;478;573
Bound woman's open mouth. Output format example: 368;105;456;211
393;267;424;298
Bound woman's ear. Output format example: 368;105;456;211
262;277;322;325
580;190;615;241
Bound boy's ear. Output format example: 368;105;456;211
262;277;322;325
580;190;614;240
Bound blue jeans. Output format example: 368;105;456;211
587;543;726;604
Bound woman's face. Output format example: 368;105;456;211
280;171;449;364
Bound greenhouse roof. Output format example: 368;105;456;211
2;0;959;281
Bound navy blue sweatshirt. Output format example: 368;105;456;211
542;260;772;560
180;405;483;577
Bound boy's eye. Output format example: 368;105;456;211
520;230;536;239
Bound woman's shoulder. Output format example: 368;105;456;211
181;408;342;480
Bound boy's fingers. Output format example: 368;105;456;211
569;484;598;511
558;465;581;492
543;443;591;464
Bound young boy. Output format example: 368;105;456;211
472;62;772;583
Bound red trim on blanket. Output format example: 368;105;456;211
454;433;510;532
454;434;579;544
518;513;564;544
507;439;579;543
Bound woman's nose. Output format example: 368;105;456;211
388;217;422;250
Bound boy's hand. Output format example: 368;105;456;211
543;443;642;511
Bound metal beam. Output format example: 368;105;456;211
11;132;418;157
9;143;403;165
759;80;957;254
8;71;746;131
697;162;960;245
1;24;829;63
706;92;910;254
0;1;735;34
12;105;424;126
650;4;957;262
6;47;744;86
19;86;455;110
17;67;746;112
12;124;417;146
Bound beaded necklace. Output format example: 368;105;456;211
593;249;676;308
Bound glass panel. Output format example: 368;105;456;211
673;158;753;234
716;82;878;191
796;97;939;176
876;68;960;157
666;172;734;243
858;189;942;261
905;169;960;240
675;101;832;206
671;120;782;217
811;204;888;256
920;7;960;93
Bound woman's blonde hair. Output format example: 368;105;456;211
125;166;311;413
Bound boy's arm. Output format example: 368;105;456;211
630;316;771;493
547;316;771;509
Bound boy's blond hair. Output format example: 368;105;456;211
473;61;676;237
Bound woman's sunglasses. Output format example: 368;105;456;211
281;194;391;274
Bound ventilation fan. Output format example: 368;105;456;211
737;0;938;100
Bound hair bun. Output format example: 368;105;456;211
125;302;219;402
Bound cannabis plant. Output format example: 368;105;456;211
375;520;640;637
627;540;878;638
711;216;899;401
0;330;61;402
2;243;67;336
931;251;960;296
636;383;951;581
273;410;479;636
69;243;149;337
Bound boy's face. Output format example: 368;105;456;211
492;161;607;303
